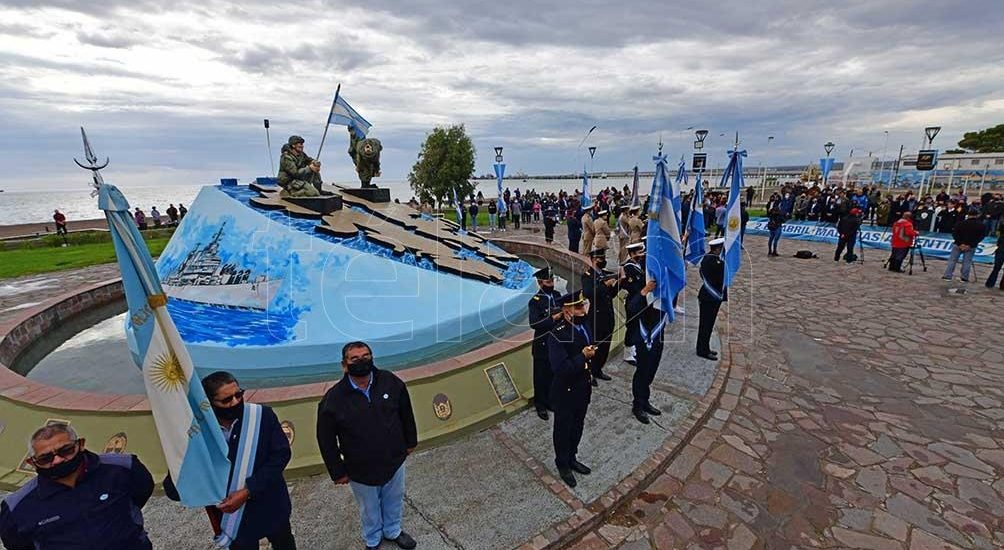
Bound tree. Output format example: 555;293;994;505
408;124;476;208
955;124;1004;153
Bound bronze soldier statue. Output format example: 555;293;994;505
277;135;322;197
347;127;383;188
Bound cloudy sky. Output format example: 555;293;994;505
1;0;1002;191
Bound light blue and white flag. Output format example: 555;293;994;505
494;163;507;215
215;402;263;548
580;167;592;208
819;157;835;183
98;184;231;508
328;94;372;139
685;171;706;265
721;149;747;288
452;186;464;227
672;158;686;221
645;152;686;322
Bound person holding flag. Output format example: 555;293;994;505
163;372;296;550
625;276;666;424
644;150;686;324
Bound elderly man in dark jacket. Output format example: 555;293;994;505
164;371;295;550
317;342;418;550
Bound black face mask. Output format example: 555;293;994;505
348;359;375;377
595;260;607;270
36;450;84;480
214;400;244;421
571;314;587;325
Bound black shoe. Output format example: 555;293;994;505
595;372;612;381
633;409;650;424
536;409;549;420
571;460;592;475
385;531;417;549
590;378;599;387
625;359;637;366
558;468;577;487
697;352;719;361
643;403;662;416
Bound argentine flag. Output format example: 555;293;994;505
99;184;230;508
645;152;686;322
580;168;592;208
721;149;747;288
685;171;706;265
494;163;507;214
328;94;372;139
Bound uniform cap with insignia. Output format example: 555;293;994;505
626;242;645;252
533;267;553;280
708;237;725;247
629;205;641;212
597;209;609;216
589;248;608;258
558;291;587;307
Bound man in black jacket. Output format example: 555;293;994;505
581;248;617;384
316;342;418;550
697;238;727;360
547;291;597;488
942;211;987;282
985;224;1004;289
528;267;563;420
164;371;295;550
834;208;863;262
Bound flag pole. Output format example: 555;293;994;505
316;83;341;159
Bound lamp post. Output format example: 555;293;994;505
919;126;941;196
823;141;835;187
760;135;774;201
879;130;889;186
494;146;503;164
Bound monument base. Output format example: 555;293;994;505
285;194;343;215
341;187;391;204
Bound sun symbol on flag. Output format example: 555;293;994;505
728;216;740;231
149;351;187;392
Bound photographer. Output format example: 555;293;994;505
887;212;918;273
942;210;986;283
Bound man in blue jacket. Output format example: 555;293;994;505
1;422;155;550
164;371;295;550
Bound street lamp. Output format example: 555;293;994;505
823;142;835;187
919;126;941;196
760;136;774;201
494;146;503;163
824;142;835;156
694;129;708;150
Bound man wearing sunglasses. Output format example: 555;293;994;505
317;341;418;550
0;422;155;549
163;371;295;550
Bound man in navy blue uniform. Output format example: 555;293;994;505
547;291;597;488
619;242;647;365
697;238;728;360
0;422;155;550
164;371;296;550
625;279;665;424
580;248;618;384
528;266;563;420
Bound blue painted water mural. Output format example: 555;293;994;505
217;185;531;289
166;298;300;345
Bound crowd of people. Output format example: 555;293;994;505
132;203;187;230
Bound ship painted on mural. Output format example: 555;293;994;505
162;222;282;310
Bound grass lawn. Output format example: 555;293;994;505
0;237;171;279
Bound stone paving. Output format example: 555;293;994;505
565;234;1004;550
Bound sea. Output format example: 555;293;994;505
0;177;639;226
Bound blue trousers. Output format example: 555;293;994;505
349;464;406;547
768;228;782;252
943;245;976;281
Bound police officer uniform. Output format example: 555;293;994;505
546;291;594;488
528;267;562;420
1;451;155;550
625;292;665;424
581;248;616;382
620;242;646;364
697;238;728;360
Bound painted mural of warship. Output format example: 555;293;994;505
162;222;282;310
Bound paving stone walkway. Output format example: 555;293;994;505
567;235;1004;550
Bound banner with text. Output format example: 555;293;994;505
745;218;999;264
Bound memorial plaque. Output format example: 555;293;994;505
484;362;520;407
